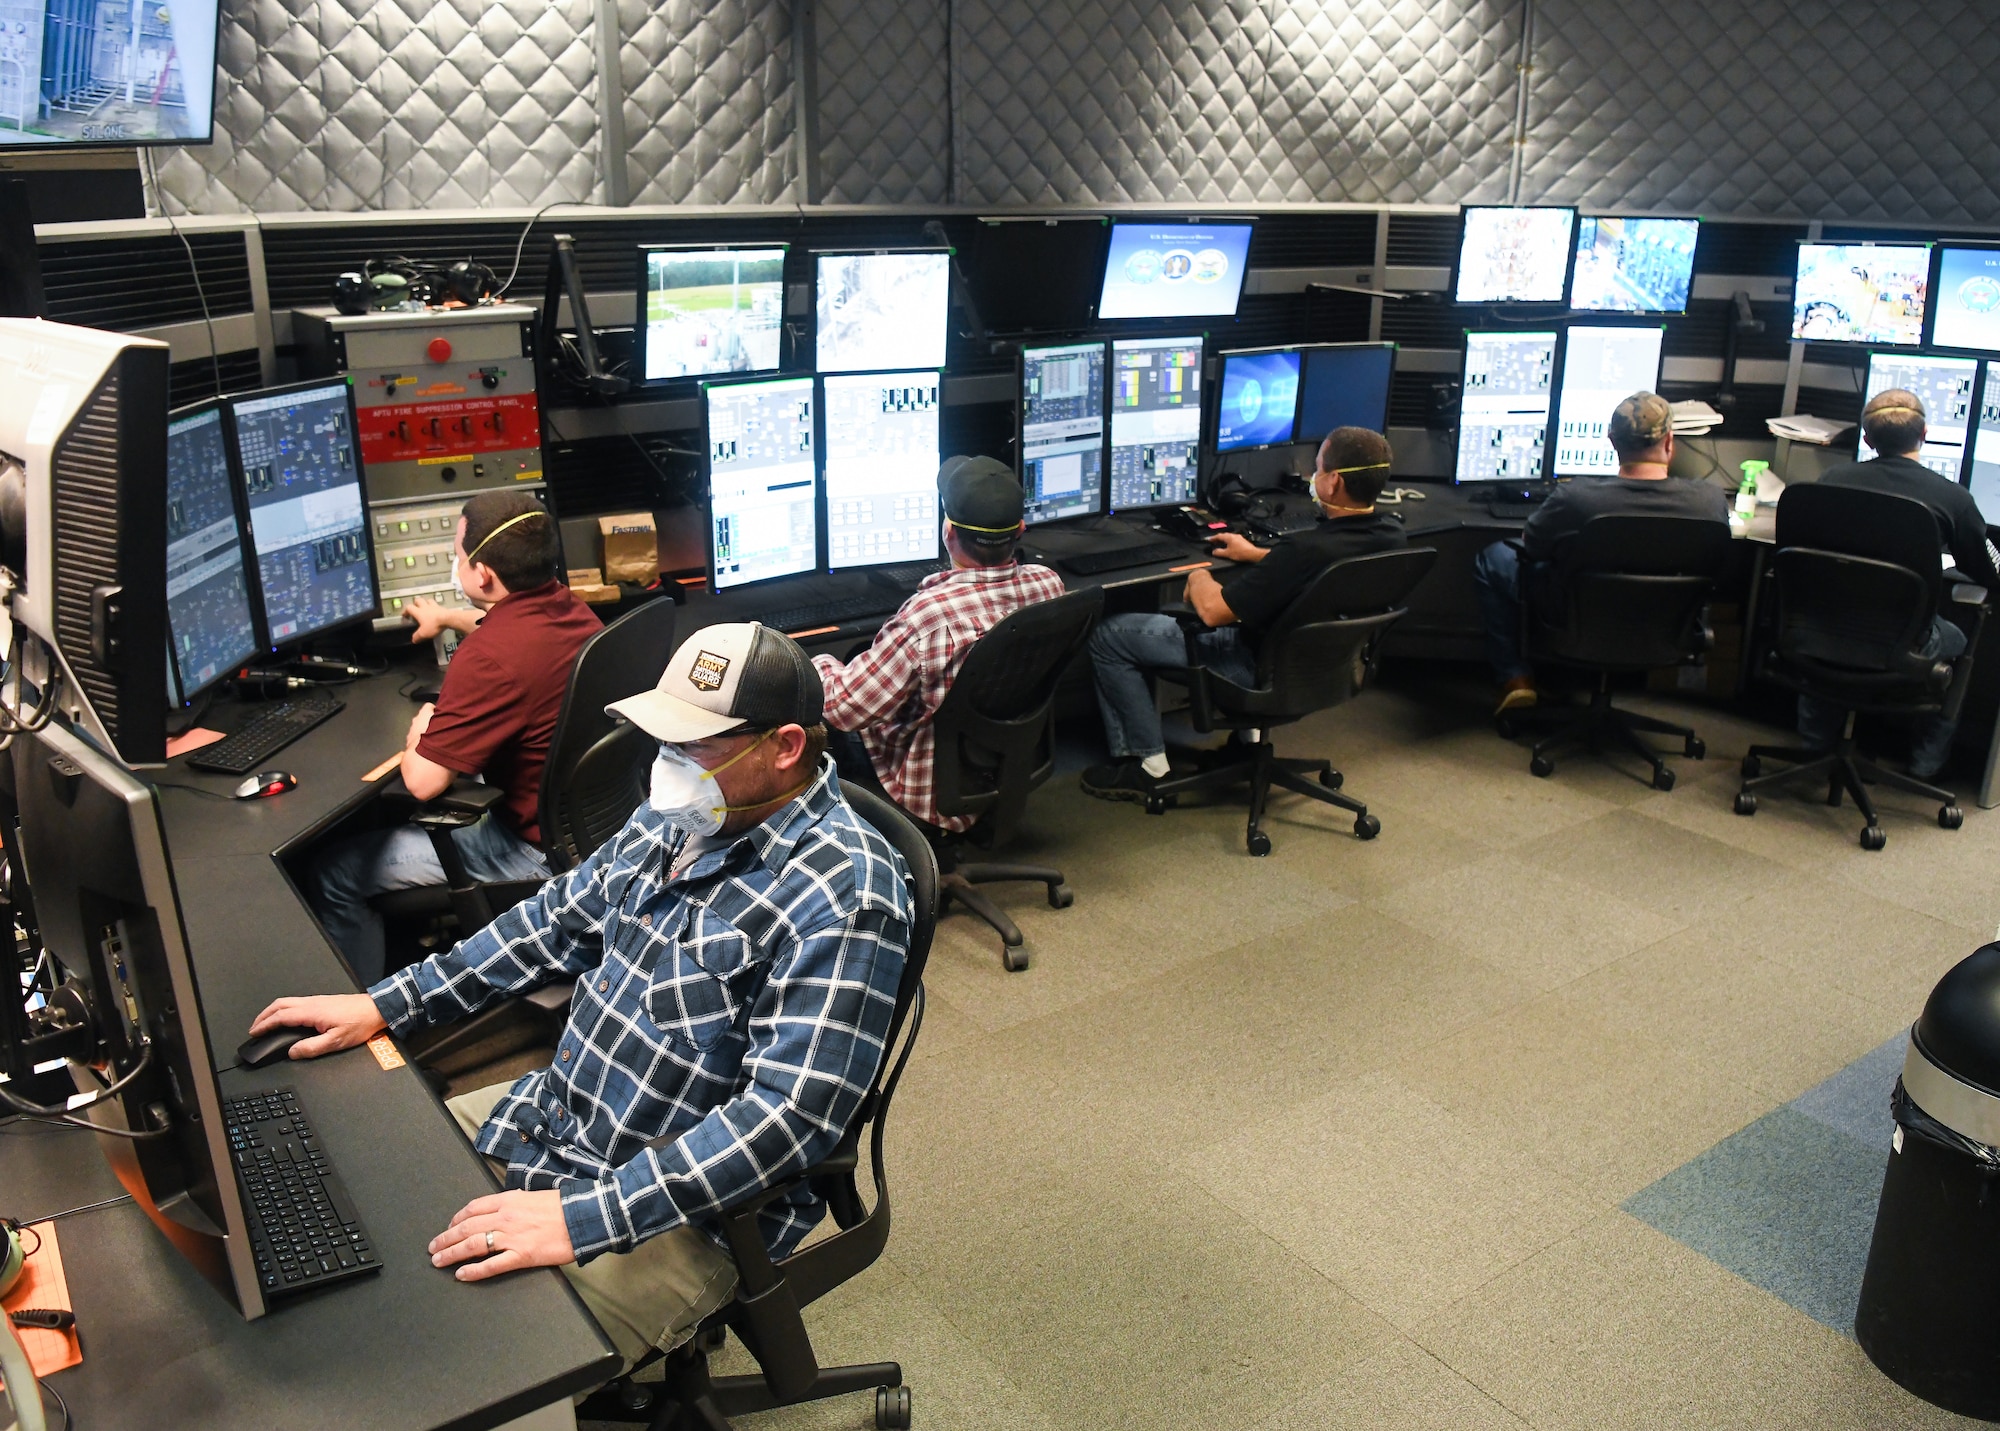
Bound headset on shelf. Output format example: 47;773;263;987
330;256;502;315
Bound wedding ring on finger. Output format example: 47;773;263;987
485;1230;497;1253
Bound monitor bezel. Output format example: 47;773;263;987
221;376;383;653
631;241;791;390
1858;348;1981;477
819;367;944;573
1451;206;1580;308
1107;332;1207;512
810;247;953;375
1454;328;1560;485
1548;322;1667;478
1961;360;2000;503
1213;344;1305;455
1789;239;1933;350
1094;218;1257;323
1923;241;2000;357
1294;341;1399;445
1018;339;1109;528
165;396;264;706
700;372;822;593
1566;214;1702;316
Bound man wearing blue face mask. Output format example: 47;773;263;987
247;622;914;1375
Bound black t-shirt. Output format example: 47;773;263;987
1219;510;1407;636
1818;454;2000;589
1520;474;1730;562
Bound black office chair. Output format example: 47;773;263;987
914;586;1102;972
1496;514;1733;789
1735;484;1990;849
1149;547;1437;856
577;781;937;1431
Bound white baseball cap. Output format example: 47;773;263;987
607;621;824;743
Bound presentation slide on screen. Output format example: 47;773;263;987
0;0;216;145
1932;247;2000;353
1216;350;1300;451
1791;244;1929;346
1097;224;1252;319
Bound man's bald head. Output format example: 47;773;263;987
1862;388;1927;457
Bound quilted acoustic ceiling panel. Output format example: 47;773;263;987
816;0;950;204
948;0;1521;206
1518;0;2000;225
618;0;797;205
158;0;601;213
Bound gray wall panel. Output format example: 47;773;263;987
619;0;797;205
817;0;949;203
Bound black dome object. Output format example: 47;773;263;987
1915;943;2000;1096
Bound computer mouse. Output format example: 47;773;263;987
233;771;297;800
237;1026;311;1068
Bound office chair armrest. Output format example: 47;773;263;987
410;779;506;830
1941;588;1993;724
1949;581;1991;608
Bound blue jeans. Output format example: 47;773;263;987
1797;617;1969;779
1088;612;1259;760
1473;540;1532;683
309;814;551;986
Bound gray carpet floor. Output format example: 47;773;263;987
565;667;1998;1430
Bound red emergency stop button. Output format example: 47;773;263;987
426;337;452;363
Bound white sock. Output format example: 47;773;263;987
1140;752;1171;779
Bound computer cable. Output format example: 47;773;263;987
0;1036;159;1127
1375;487;1430;505
496;200;590;299
143;149;223;401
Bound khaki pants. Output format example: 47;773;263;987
447;1083;739;1372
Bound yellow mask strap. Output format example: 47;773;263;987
946;516;1025;536
696;729;815;815
466;509;545;564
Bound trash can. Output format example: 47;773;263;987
1856;943;2000;1418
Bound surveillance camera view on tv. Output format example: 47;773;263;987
166;403;259;703
815;252;950;374
640;247;786;382
1862;351;1976;478
1457;331;1555;483
229;383;376;645
1570;217;1699;314
706;375;817;591
1552;326;1664;476
1216;350;1300;452
1931;246;2000;354
1454;208;1575;305
1096;223;1252;320
1022;341;1105;526
0;0;217;144
1108;336;1201;509
823;371;942;571
1791;243;1929;346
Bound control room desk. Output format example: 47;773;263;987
0;671;618;1431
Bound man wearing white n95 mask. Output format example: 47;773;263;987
246;622;914;1373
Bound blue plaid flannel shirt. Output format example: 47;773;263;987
368;759;911;1264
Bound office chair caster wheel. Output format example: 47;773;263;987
1941;804;1965;830
1353;814;1380;840
1684;737;1705;760
1860;825;1888;851
1495;715;1519;740
1733;792;1757;816
1001;945;1031;972
1652;767;1675;792
1319;768;1343;789
1144;795;1173;815
1048;882;1074;909
1246;830;1272;857
1529;754;1555;778
876;1385;912;1429
1740;755;1761;779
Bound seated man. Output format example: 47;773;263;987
309;491;601;985
1081;426;1406;802
1799;387;2000;777
249;623;914;1372
815;455;1065;831
1473;391;1729;713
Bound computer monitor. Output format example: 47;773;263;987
1215;348;1302;454
1929;245;2000;355
165;402;260;705
1455;331;1557;483
1569;216;1699;314
814;250;951;374
1551;325;1666;476
224;380;378;649
1791;243;1929;347
635;244;787;383
702;374;818;591
1107;336;1203;510
1096;221;1254;320
822;370;942;570
1862;351;1978;478
1453;207;1577;305
1020;340;1106;526
6;719;264;1315
1966;372;2000;523
1295;343;1397;445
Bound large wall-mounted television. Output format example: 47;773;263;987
0;0;219;148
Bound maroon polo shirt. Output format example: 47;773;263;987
416;581;601;845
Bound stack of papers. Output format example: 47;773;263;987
1670;399;1723;434
1767;414;1854;445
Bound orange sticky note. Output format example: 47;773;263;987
1;1220;81;1382
366;1033;406;1070
165;727;226;758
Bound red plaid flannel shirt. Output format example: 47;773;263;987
814;562;1067;831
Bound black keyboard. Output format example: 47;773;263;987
1485;500;1545;520
225;1088;381;1300
1060;542;1198;576
865;560;946;589
758;595;897;634
186;690;344;774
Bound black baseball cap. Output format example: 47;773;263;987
938;455;1024;545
